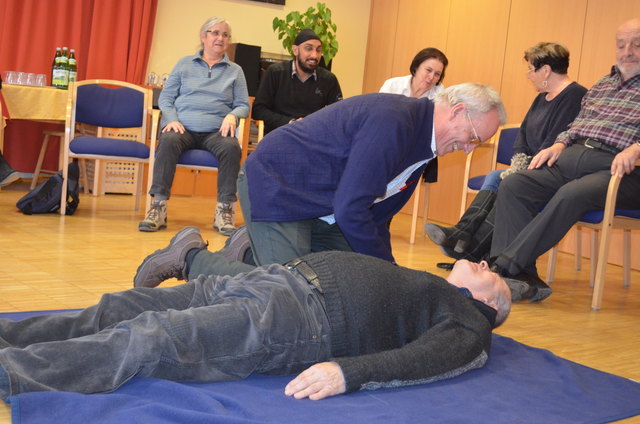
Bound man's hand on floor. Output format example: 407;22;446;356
285;361;346;400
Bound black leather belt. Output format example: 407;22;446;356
574;138;622;155
286;258;323;293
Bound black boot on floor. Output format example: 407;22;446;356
425;190;497;252
425;223;459;248
452;190;497;253
0;152;20;188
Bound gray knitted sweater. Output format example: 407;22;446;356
301;251;494;393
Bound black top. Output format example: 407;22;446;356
302;251;494;393
251;60;342;134
514;82;587;155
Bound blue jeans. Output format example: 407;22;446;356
150;130;241;203
480;169;504;192
236;165;353;267
0;265;331;398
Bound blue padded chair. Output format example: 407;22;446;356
459;124;519;217
145;113;252;212
175;118;257;170
546;159;640;310
60;80;157;215
175;118;248;175
175;119;255;167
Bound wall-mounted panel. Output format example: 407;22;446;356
426;0;511;224
579;0;640;87
443;0;510;88
391;0;451;78
361;0;400;93
500;0;587;123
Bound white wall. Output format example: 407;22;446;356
146;0;372;98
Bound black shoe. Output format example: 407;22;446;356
490;264;547;302
511;272;552;302
436;243;466;260
133;226;208;288
436;262;455;270
0;169;20;187
454;239;470;253
218;225;251;263
502;278;532;302
425;223;458;248
0;152;20;188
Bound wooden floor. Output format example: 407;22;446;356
0;181;638;423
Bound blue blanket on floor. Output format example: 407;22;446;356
3;310;640;424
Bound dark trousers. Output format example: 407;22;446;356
0;266;330;398
236;165;353;267
491;144;640;276
150;130;241;203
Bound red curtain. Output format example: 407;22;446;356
0;0;157;171
0;0;93;80
85;0;157;83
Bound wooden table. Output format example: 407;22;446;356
0;84;67;151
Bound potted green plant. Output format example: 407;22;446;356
272;2;339;67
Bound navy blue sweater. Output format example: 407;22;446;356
246;93;435;262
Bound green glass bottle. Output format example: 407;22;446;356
51;47;61;88
59;47;70;89
68;49;77;83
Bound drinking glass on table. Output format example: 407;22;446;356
16;72;26;85
35;74;47;87
4;71;17;84
146;72;158;86
26;73;36;86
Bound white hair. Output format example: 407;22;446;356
493;275;511;327
435;83;507;125
199;17;232;50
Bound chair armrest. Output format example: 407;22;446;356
63;83;76;150
257;119;264;141
149;109;161;147
600;157;640;225
239;117;252;163
458;137;496;215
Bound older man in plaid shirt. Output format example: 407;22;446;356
487;18;640;301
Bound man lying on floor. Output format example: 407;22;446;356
0;226;511;400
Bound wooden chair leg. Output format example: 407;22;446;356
575;227;582;270
623;230;631;287
93;160;102;196
589;230;598;288
591;172;623;310
546;245;557;284
592;229;612;311
409;180;422;245
133;163;143;211
31;133;51;190
421;183;430;238
78;159;91;194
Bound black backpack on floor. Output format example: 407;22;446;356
16;162;80;215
